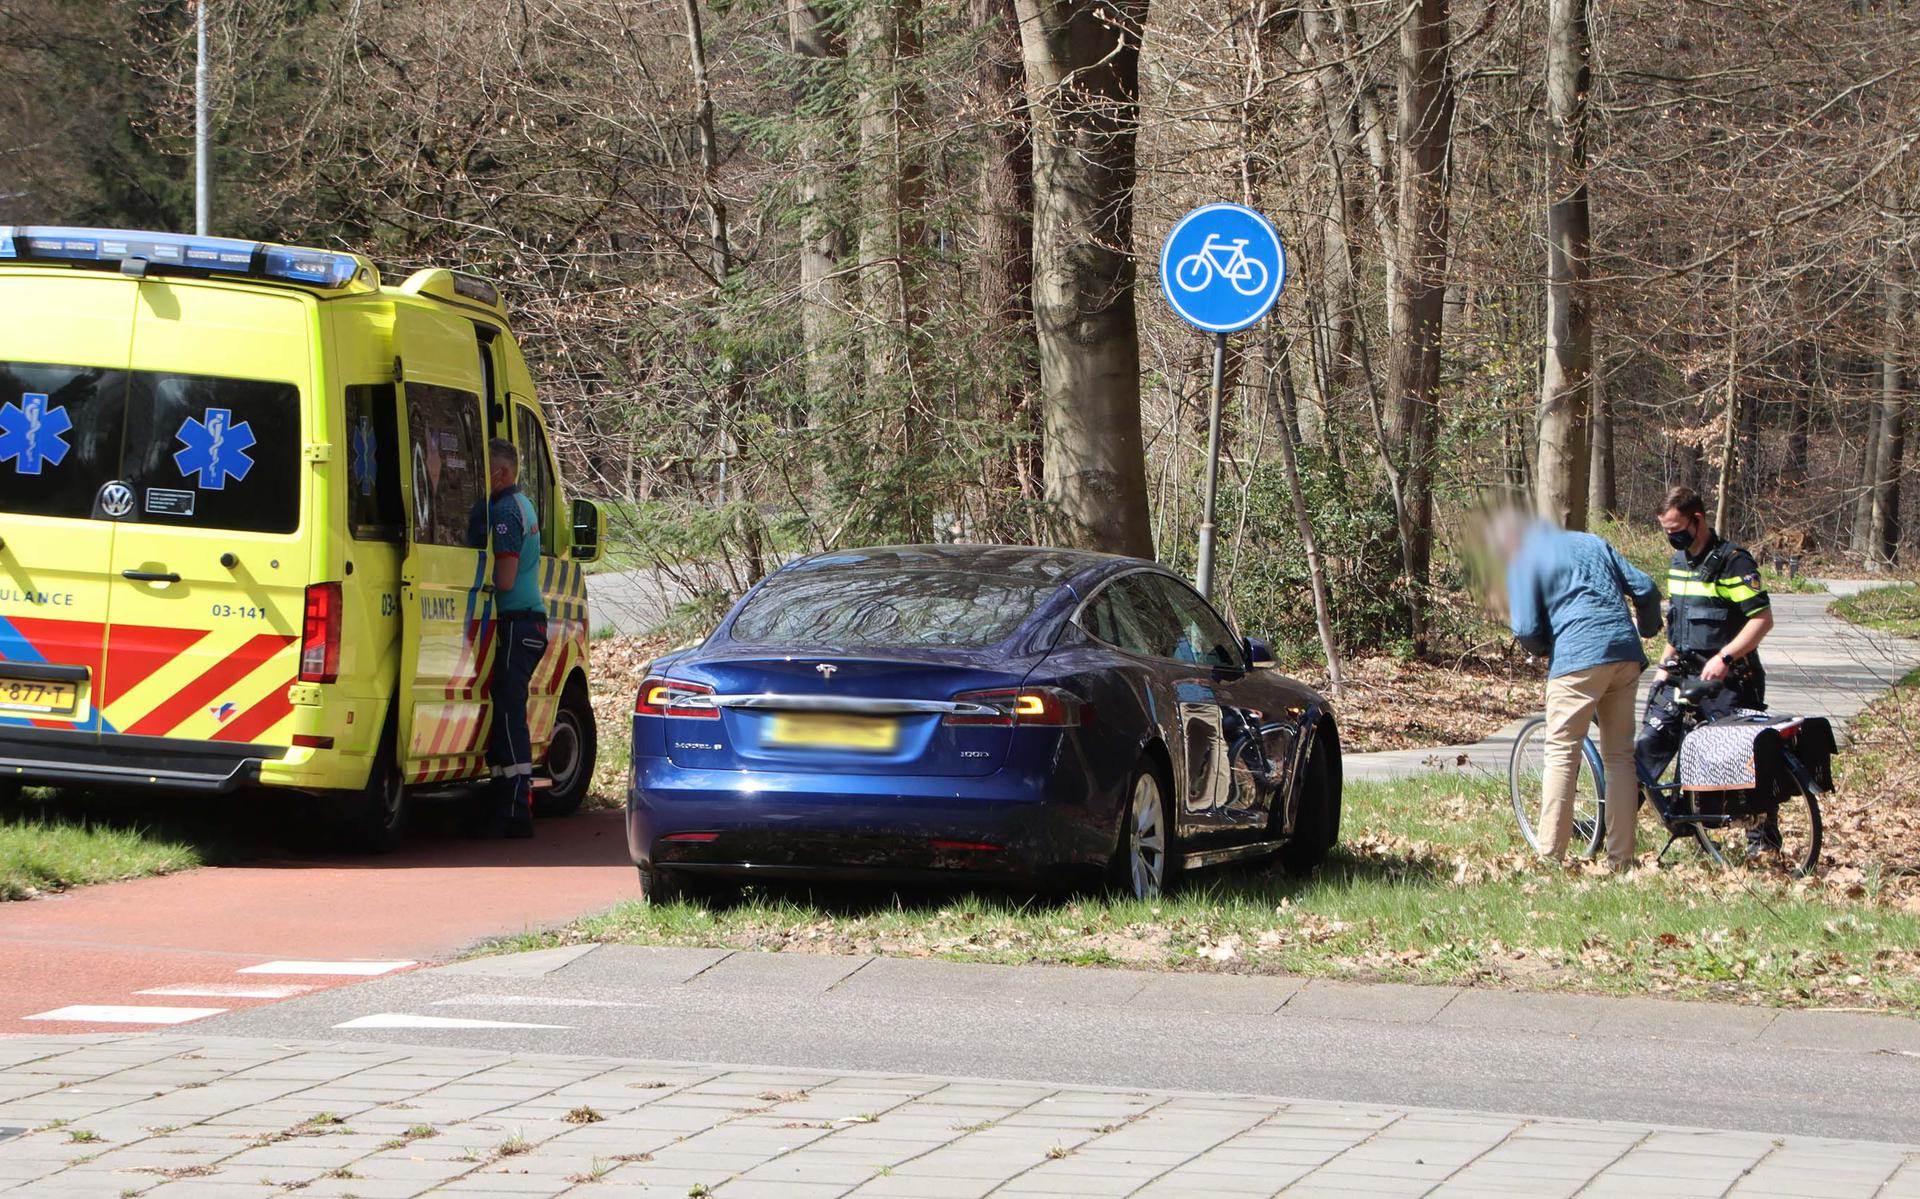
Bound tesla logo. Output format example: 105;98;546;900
816;663;837;680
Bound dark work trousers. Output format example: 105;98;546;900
488;616;549;822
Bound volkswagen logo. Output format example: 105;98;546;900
99;481;135;519
815;663;838;680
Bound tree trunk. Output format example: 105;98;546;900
974;0;1040;503
791;0;846;403
1851;396;1883;558
1383;0;1455;651
1534;0;1592;530
1871;269;1908;567
1587;358;1615;518
1714;261;1739;536
1012;0;1154;557
1272;332;1345;698
1783;358;1810;489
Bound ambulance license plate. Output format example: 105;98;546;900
766;712;899;753
0;676;79;715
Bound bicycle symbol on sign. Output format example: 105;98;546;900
1174;234;1271;297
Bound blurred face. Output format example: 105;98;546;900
1659;507;1703;550
490;456;516;493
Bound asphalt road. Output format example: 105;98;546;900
193;945;1920;1146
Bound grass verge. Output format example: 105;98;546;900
0;805;206;900
483;771;1920;1014
1832;584;1920;637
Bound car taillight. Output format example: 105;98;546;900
634;676;719;719
299;582;341;683
946;686;1083;727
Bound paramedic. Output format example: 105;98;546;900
480;438;548;839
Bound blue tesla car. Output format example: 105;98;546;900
625;545;1340;901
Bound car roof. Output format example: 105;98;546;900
778;544;1151;589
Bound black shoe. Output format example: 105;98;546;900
501;817;534;840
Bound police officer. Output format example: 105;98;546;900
479;438;548;839
1634;486;1774;784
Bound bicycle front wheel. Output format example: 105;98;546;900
1508;716;1604;858
1691;769;1824;877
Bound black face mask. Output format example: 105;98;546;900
1667;525;1696;552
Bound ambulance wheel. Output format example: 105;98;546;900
343;746;409;854
534;680;596;818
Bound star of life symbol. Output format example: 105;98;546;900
351;413;378;497
0;393;73;475
173;407;256;490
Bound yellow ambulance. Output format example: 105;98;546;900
0;226;604;849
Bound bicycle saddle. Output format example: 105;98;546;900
1677;677;1724;703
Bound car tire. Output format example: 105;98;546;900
342;737;409;854
1108;762;1178;900
1279;734;1340;874
534;679;597;818
637;862;687;905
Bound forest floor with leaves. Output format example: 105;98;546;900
562;632;1920;1015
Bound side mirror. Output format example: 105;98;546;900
1244;636;1276;668
568;498;604;563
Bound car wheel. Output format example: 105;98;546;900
637;863;687;905
1109;765;1177;900
534;679;597;818
342;740;408;854
1279;734;1340;874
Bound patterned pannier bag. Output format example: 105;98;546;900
1677;712;1837;817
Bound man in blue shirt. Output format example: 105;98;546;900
1506;517;1662;870
480;438;548;840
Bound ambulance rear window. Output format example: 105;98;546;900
0;362;127;519
122;373;301;535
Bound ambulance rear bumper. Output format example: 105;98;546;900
0;728;286;794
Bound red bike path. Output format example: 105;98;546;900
0;810;635;1034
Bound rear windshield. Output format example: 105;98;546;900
0;361;298;533
730;568;1052;649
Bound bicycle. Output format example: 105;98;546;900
1507;677;1825;875
1174;234;1271;296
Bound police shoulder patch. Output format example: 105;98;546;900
1741;571;1762;590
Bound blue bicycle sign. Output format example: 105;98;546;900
1158;203;1286;333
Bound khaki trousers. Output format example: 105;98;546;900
1540;659;1643;869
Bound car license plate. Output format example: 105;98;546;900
0;676;79;715
766;712;900;752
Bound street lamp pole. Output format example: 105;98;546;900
194;0;210;236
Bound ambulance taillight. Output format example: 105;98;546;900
300;583;342;683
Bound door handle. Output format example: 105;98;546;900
122;569;182;583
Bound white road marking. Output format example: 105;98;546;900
237;960;415;976
431;994;647;1010
25;1005;225;1025
333;1013;569;1031
136;984;319;1000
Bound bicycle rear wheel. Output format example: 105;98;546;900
1690;768;1824;876
1508;716;1604;858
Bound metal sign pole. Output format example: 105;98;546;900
194;0;210;236
1195;331;1227;599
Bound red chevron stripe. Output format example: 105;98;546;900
125;634;296;737
101;625;210;706
209;685;295;744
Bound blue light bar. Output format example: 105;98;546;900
0;226;367;290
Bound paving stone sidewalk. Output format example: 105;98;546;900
0;1035;1915;1199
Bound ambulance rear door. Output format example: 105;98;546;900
101;280;309;749
0;271;134;740
392;304;493;785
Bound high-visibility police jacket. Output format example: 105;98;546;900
1665;533;1770;661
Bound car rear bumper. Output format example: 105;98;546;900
628;756;1098;880
0;727;283;793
